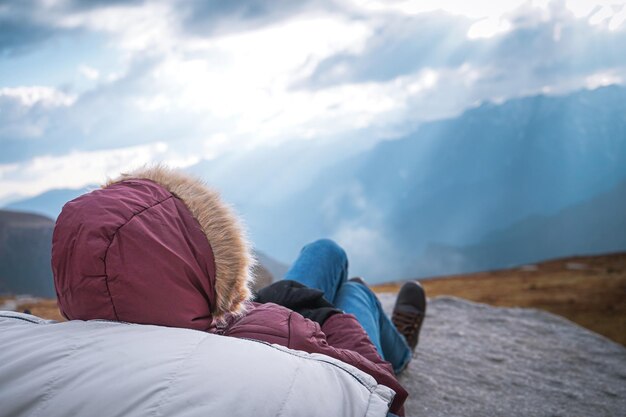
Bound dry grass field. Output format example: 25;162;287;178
0;296;64;321
373;252;626;346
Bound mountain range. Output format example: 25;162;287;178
4;186;93;219
0;210;56;297
3;85;626;283
220;85;626;280
418;179;626;276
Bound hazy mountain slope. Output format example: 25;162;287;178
250;250;290;291
4;186;94;219
240;86;626;280
358;86;626;244
254;250;289;281
0;210;55;297
7;86;626;282
186;135;377;210
419;180;626;276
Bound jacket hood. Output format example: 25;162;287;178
52;165;255;329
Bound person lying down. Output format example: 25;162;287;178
50;165;426;416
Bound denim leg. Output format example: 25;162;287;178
283;238;412;374
335;282;412;374
334;282;383;354
283;239;348;304
379;304;413;374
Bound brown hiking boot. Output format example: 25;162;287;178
392;281;426;351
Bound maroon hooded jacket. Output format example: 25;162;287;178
51;166;408;414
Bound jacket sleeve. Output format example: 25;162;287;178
322;313;390;368
288;311;408;416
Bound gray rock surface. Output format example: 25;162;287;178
378;295;626;417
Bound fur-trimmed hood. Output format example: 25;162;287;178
105;165;256;318
52;165;255;329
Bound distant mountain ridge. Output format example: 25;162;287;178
418;179;626;276
4;186;95;219
5;86;626;282
0;210;55;297
232;85;626;280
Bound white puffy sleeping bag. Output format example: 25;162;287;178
0;311;395;417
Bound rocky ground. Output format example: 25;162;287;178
378;295;626;417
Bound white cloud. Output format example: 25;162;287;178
0;86;77;139
0;86;76;107
0;142;199;201
79;65;100;81
57;2;176;53
344;0;528;19
585;70;624;88
467;17;512;39
332;223;403;279
566;0;625;19
203;133;233;160
588;3;626;30
134;94;171;112
2;0;626;201
126;15;406;145
347;0;626;30
150;15;372;111
8;1;624;157
147;46;443;146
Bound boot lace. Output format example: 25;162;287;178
392;310;423;347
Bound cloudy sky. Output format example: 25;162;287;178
1;0;626;204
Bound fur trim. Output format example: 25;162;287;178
104;164;256;318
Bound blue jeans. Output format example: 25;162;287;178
284;239;412;374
